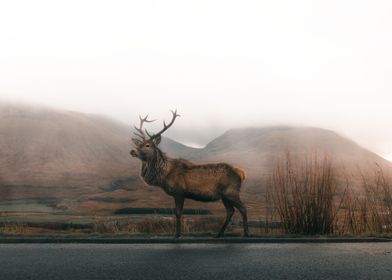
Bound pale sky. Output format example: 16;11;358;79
0;1;391;160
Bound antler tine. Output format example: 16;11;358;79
133;114;156;141
171;109;181;117
149;109;180;140
133;131;145;139
145;129;153;139
139;114;155;124
131;137;144;145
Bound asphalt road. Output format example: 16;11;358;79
0;243;391;280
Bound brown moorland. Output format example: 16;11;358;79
0;103;391;224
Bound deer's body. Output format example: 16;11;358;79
142;153;243;202
131;110;249;237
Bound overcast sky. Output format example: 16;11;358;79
0;1;391;159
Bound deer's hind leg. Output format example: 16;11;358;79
216;198;235;238
230;199;249;237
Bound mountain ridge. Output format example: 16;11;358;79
0;103;391;218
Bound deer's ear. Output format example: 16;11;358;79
153;135;161;145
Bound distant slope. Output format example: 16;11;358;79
0;103;134;190
188;126;391;179
0;103;194;193
160;137;199;158
0;103;391;218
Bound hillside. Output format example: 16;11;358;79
189;126;391;180
0;103;391;219
0;103;134;190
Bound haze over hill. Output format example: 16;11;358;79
0;103;391;218
0;103;135;189
189;127;391;177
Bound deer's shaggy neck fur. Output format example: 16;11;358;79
141;148;167;185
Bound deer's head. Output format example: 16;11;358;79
130;109;180;161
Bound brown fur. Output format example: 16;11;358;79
136;152;249;237
130;110;249;237
233;167;246;181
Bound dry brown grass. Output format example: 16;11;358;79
0;222;29;234
265;152;392;236
266;153;341;235
2;153;391;237
339;165;392;235
91;216;222;235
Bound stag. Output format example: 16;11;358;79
130;110;249;237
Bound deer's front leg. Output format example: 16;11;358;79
174;196;184;238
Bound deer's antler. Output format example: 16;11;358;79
148;109;180;141
133;114;155;142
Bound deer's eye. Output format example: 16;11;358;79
145;144;150;148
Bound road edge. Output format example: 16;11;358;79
0;237;391;244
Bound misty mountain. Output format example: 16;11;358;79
0;103;134;190
187;126;391;178
0;103;391;217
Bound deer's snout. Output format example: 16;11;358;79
130;149;138;157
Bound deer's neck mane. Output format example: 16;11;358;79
141;148;168;185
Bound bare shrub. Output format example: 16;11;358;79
340;165;392;234
262;190;283;235
268;153;342;235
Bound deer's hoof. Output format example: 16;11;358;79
174;234;182;239
243;233;250;238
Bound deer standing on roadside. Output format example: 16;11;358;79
130;110;249;238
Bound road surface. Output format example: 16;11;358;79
1;243;391;279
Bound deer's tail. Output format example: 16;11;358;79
233;167;246;182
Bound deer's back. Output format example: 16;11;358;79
163;159;242;201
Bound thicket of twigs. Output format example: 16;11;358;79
267;154;339;234
338;166;392;234
266;153;392;235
